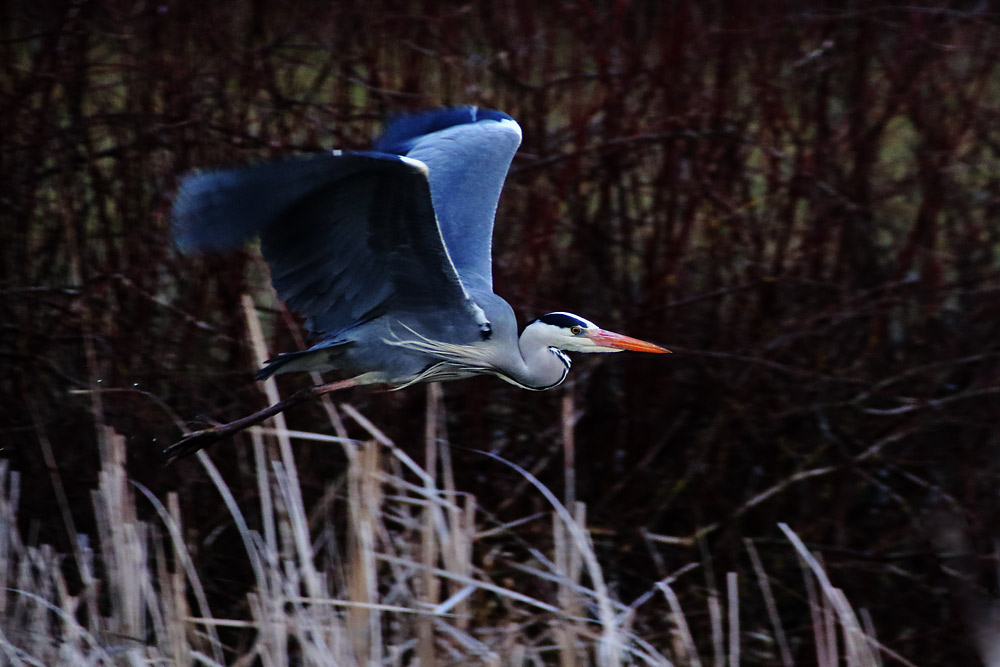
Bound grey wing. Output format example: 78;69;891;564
171;152;486;336
377;109;522;292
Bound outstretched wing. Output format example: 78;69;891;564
375;107;522;292
171;152;484;336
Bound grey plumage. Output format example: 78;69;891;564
171;107;667;392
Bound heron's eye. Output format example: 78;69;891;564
570;326;583;335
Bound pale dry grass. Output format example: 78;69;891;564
0;301;911;666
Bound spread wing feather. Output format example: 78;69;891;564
172;152;479;336
375;107;522;291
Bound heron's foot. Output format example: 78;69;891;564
163;426;226;465
164;381;355;466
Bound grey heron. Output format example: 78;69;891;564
167;107;668;460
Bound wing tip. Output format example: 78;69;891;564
169;170;242;254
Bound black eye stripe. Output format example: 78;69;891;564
536;313;589;329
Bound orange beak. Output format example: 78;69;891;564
586;329;671;353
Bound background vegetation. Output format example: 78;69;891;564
2;1;999;664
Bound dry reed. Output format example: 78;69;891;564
0;301;911;665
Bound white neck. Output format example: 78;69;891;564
499;322;571;390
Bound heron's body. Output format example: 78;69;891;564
171;107;667;392
263;292;571;390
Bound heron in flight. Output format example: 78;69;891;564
167;107;667;459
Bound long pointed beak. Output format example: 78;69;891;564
586;329;671;353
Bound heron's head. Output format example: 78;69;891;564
525;312;670;354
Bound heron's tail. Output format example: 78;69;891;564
254;349;323;381
254;339;349;381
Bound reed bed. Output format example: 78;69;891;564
0;369;904;665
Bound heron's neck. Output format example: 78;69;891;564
506;326;570;390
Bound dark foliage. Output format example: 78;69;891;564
2;1;999;663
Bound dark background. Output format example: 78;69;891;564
3;1;999;663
